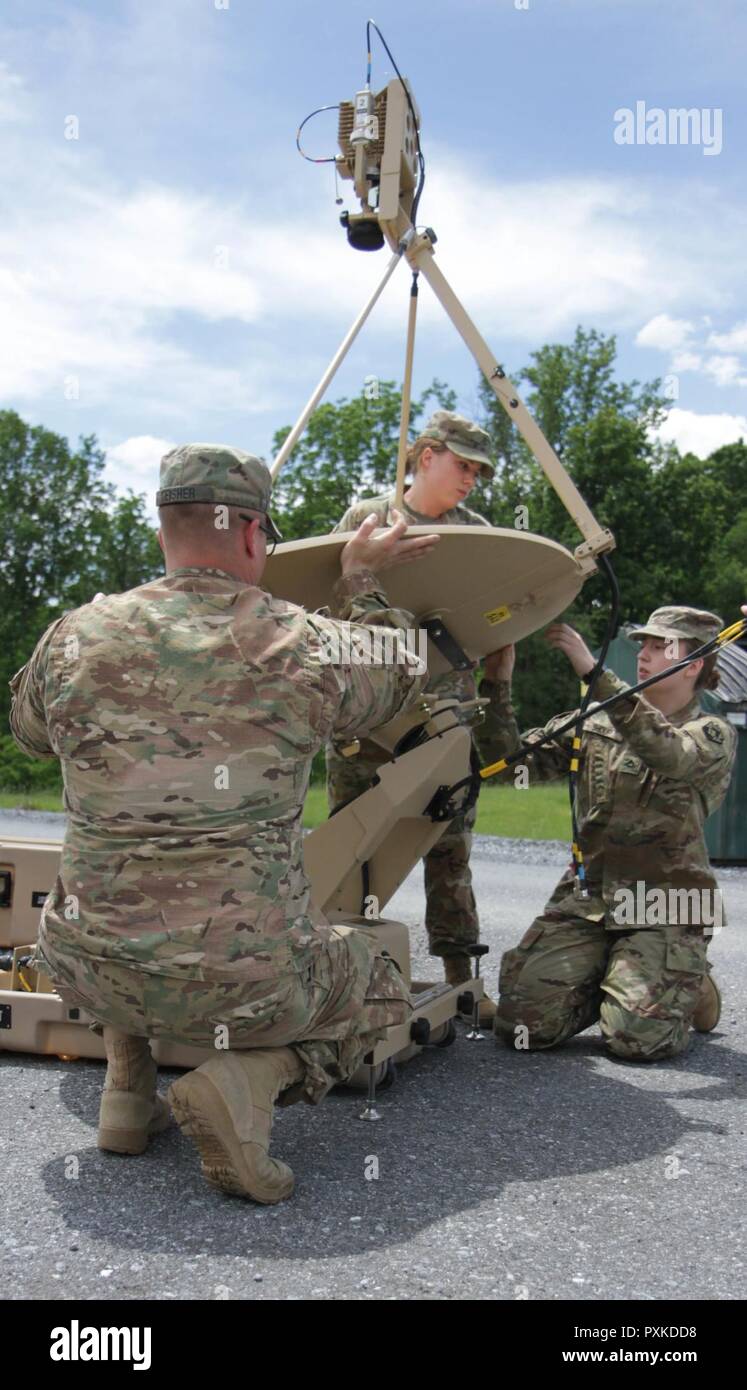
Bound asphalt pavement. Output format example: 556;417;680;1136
1;812;745;1301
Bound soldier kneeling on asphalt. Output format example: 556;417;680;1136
477;607;738;1062
9;445;439;1203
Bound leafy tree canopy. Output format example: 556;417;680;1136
0;409;162;730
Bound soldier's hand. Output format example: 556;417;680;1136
545;622;595;677
340;509;440;576
483;645;515;683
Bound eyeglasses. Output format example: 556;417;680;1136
238;512;282;557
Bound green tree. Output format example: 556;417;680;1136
648;450;733;608
1;412;110;702
676;440;747;621
0;410;162;786
703;510;747;622
88;492;162;594
703;439;747;499
271;378;456;538
475;328;672;725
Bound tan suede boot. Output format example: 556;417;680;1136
692;974;721;1032
167;1048;304;1204
98;1029;171;1155
443;957;498;1026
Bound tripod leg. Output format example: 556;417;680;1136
412;248;609;557
393;272;420;510
271;250;403;481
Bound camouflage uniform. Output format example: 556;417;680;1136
327;410;495;962
477;607;736;1061
8;446;429;1104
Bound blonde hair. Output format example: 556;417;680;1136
406;436;448;476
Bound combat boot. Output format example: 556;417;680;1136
692;973;721;1033
168;1048;305;1204
443;956;498;1026
98;1029;171;1155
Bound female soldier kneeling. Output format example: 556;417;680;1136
478;606;737;1062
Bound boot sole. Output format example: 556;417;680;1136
98;1095;171;1155
168;1073;294;1204
98;1130;149;1156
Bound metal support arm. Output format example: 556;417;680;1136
401;231;615;569
271;250;402;480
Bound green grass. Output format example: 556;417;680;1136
302;784;331;829
0;781;572;842
0;790;66;813
472;782;570;840
303;780;570;838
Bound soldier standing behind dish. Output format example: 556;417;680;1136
328;409;499;1023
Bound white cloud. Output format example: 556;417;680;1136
707;321;747;352
0;61;30;123
105;434;177;519
105;435;174;493
636;314;747;390
702;354;747;388
413;162;742;342
0;143;403;414
3;61;747;436
653;407;747;457
636;314;694;351
671;351;702;372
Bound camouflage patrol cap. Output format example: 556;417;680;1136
419;410;495;480
629;606;723;648
156;444;282;541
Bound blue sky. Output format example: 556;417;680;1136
2;0;746;509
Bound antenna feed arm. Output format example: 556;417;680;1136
573;528;617;575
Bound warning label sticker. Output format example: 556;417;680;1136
483;605;511;625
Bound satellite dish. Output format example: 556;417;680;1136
264;526;586;675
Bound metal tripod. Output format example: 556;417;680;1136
270;222;614;570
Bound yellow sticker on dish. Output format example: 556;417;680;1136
484;605;511;625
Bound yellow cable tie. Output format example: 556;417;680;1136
570;758;579;772
480;758;508;779
716;619;747;646
17;967;33;993
572;736;582;750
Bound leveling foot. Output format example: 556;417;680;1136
465;944;490;1041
